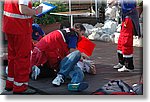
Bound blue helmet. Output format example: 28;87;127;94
119;0;137;14
32;23;45;41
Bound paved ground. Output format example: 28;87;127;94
1;41;143;95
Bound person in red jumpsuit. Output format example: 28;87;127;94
31;23;90;91
31;23;87;73
113;0;141;72
3;0;42;94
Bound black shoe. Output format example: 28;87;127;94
5;87;13;91
13;88;37;95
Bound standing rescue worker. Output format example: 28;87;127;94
3;0;42;94
113;0;141;72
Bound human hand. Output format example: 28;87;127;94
35;6;43;15
89;64;96;75
81;53;90;60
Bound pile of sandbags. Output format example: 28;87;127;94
83;20;117;42
83;22;143;47
102;20;117;35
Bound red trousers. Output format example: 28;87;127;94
6;33;32;92
117;17;134;57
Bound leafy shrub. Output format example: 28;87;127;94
33;2;68;25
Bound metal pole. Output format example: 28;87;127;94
69;0;71;13
40;0;42;3
70;15;73;28
95;0;98;18
69;0;73;28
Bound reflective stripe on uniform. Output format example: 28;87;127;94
117;50;122;54
34;47;41;52
7;77;14;82
14;81;28;86
123;54;133;58
3;11;31;19
58;30;66;42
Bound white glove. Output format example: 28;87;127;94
31;65;40;80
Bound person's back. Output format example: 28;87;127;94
3;0;33;35
33;27;81;70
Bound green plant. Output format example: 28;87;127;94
33;1;68;25
137;0;143;6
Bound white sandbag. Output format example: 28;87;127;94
133;36;143;47
94;23;104;28
105;6;117;20
116;24;121;33
100;34;111;42
88;31;100;40
114;32;120;44
83;23;94;37
102;20;117;35
83;23;94;29
110;34;115;43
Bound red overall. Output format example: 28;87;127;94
117;17;134;57
31;30;69;71
3;0;32;92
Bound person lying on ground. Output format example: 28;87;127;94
31;23;90;91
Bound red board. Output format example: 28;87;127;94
77;36;96;56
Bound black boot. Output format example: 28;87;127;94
118;53;124;65
118;57;134;72
113;53;124;69
5;87;13;91
124;57;134;70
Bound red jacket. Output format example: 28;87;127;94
31;30;70;70
3;0;33;35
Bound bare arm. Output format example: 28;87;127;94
19;4;42;16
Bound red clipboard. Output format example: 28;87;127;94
77;36;96;56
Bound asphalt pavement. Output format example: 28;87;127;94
1;41;143;95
